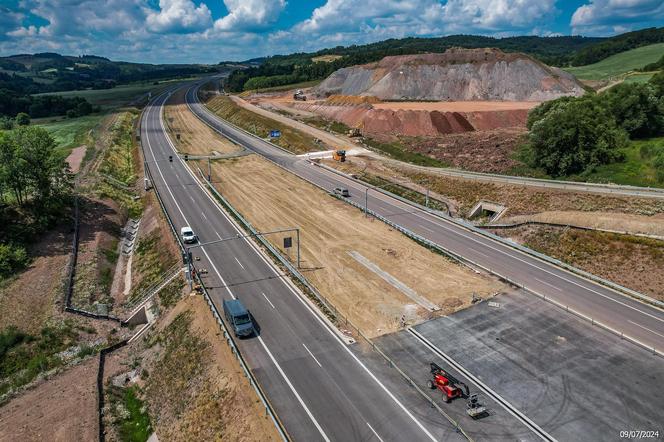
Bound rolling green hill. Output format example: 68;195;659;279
564;43;664;80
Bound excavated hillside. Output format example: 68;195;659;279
315;48;585;101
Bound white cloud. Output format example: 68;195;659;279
441;0;557;31
146;0;212;33
214;0;286;32
571;0;664;34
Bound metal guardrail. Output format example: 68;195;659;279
483;220;664;241
315;161;664;311
380;157;664;199
197;169;472;440
333;189;662;357
139;100;290;442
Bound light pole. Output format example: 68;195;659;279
364;179;414;218
184;226;302;275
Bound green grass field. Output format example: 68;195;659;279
564;43;664;80
34;77;200;109
570;137;664;187
37;114;104;155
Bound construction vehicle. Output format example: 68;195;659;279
332;149;346;162
428;362;469;403
466;393;488;419
293;89;307;101
347;128;362;137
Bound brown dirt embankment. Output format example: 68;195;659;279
207;155;504;337
134;294;280;441
491;225;664;301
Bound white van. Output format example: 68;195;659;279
180;226;197;244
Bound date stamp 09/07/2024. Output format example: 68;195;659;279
620;430;660;439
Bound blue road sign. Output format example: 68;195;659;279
269;130;281;138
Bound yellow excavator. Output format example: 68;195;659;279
332;149;346;162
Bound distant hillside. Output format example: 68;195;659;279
225;34;603;92
0;52;219;94
315;48;585;101
570;27;664;66
564;43;664;81
226;27;664;94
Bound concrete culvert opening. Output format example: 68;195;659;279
469;200;507;223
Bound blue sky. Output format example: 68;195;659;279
0;0;663;64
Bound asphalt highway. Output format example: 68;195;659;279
185;83;664;355
142;90;462;441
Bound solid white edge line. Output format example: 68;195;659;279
366;422;385;442
165;87;440;441
146;93;331;442
302;343;323;367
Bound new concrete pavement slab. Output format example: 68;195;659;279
413;291;664;441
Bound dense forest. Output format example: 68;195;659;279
225;27;664;93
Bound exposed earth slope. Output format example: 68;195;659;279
315;48;585;101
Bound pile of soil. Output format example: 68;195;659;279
315;48;584;101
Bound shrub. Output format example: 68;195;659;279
0;243;30;279
15;112;30;126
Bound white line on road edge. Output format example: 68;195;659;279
366;422;384;442
262;292;276;309
146;96;329;441
408;328;556;442
234;256;245;269
165;87;440;441
535;277;563;292
303;343;323;367
260;337;330;442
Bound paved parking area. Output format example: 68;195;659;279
411;291;664;441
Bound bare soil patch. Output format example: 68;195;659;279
131;294;279;441
208;155;504;336
66;145;87;173
165;88;238;156
0;357;98;442
0;225;70;334
403;128;528;173
501;211;664;238
490;225;664;300
373;101;539;112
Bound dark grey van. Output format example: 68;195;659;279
223;299;255;338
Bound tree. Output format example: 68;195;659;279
602;83;664;138
528;96;628;177
15;112;30;126
650;71;664;97
6;126;71;211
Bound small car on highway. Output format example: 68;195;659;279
223;299;256;338
180;226;197;244
333;187;350;197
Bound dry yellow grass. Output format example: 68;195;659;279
208;155;504;337
164;88;239;156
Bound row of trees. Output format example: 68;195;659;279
527;72;664;177
0;86;96;118
0;126;72;278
